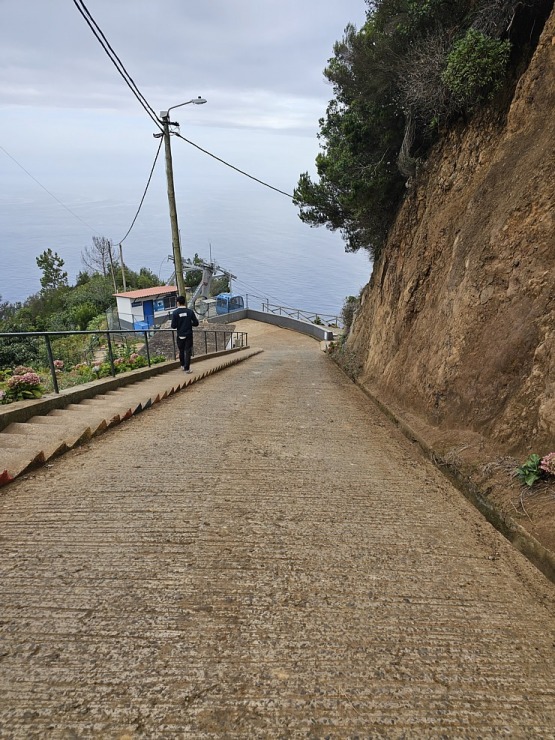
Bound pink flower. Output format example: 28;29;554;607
540;452;555;477
8;372;41;389
13;365;34;375
53;359;64;370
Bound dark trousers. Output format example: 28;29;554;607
177;334;193;370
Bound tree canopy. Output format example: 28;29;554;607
1;238;163;334
294;0;549;258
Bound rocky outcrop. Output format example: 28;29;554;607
348;8;555;458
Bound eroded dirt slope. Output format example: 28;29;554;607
347;10;555;551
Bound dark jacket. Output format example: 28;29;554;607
171;306;199;337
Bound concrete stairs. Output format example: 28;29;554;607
0;347;261;487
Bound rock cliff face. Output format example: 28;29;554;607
348;9;555;458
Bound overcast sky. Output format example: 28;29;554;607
0;0;371;307
1;0;367;126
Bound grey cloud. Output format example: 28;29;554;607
1;0;366;127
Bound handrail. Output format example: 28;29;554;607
261;302;342;328
0;328;248;395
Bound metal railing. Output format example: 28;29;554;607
260;302;343;329
0;328;248;395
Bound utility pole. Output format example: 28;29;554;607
118;243;127;292
160;112;186;299
156;97;207;304
107;240;118;294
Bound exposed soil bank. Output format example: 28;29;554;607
346;10;555;559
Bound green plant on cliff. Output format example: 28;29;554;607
441;29;511;109
515;454;542;487
516;452;555;487
341;295;360;336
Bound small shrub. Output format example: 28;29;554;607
441;29;511;109
92;363;111;379
131;353;147;368
151;355;167;365
341;295;360;336
73;363;94;378
5;372;45;402
515;454;542;487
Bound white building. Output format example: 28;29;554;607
113;286;178;330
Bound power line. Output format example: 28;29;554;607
116;137;163;244
72;0;162;131
174;132;295;199
0;144;98;234
73;0;299;201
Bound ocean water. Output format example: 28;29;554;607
0;127;372;315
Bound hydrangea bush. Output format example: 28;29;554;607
540;453;555;477
4;371;45;402
1;349;166;403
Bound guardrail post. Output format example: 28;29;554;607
214;331;218;353
171;330;177;362
204;331;208;355
144;331;151;366
44;334;59;394
106;332;116;377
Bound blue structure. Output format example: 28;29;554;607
216;293;245;315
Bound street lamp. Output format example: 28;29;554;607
157;97;207;300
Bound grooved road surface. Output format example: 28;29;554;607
1;320;554;738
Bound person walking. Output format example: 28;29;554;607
171;296;199;373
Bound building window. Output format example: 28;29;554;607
163;296;177;309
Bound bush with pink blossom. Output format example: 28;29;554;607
4;371;45;402
540;453;555;477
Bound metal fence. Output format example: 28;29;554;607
260;302;343;329
0;328;248;395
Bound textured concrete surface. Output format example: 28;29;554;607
0;319;554;738
0;348;261;487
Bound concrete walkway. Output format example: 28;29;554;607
0;319;554;738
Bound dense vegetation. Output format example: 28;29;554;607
294;0;552;258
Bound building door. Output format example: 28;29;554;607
143;300;155;327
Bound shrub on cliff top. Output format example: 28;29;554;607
441;29;511;109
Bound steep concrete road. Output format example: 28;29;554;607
1;320;554;738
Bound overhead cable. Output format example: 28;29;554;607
116;137;163;244
73;0;299;205
72;0;162;131
0;144;98;234
174;133;294;199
